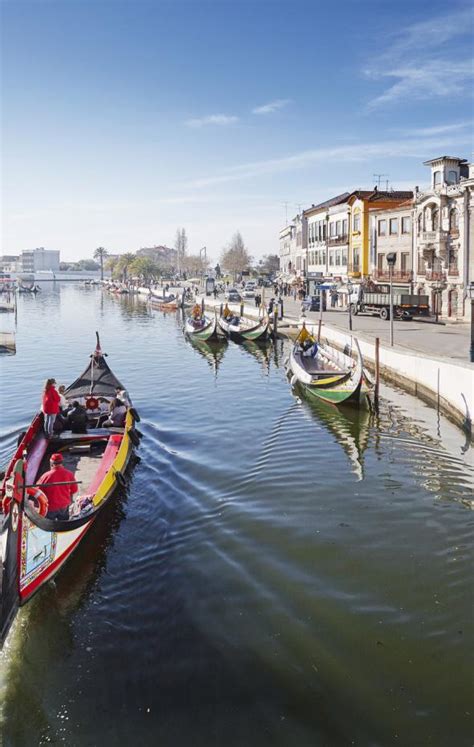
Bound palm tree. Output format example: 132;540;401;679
116;252;136;282
94;247;108;280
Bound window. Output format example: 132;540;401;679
323;223;327;240
329;252;334;266
336;220;342;235
377;254;384;271
432;209;439;230
378;220;387;236
353;249;360;270
342;219;348;237
389;218;398;235
330;222;336;237
401;216;411;234
335;250;341;266
447;170;458;185
353;212;361;232
401;253;409;271
433;170;442;187
342;249;348;265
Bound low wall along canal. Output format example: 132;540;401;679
0;283;472;747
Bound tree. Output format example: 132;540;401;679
174;228;188;276
105;256;119;276
128;256;161;282
78;259;99;271
94;247;108;280
259;254;280;275
182;253;206;277
114;252;136;281
220;231;252;281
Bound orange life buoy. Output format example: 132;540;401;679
85;396;99;410
26;487;48;517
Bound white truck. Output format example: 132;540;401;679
349;284;430;321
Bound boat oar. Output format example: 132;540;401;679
25;481;83;488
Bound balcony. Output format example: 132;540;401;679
327;235;348;246
374;269;413;282
425;270;447;281
419;230;448;244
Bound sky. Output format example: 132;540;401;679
1;0;473;263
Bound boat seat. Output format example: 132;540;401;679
52;428;125;441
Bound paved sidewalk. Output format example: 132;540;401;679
209;293;472;365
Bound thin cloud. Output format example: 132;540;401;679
185;134;471;189
185;114;238;128
397;121;473;137
252;99;291;115
365;6;474;109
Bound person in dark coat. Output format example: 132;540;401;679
67;401;88;433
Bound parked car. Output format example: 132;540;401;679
243;282;257;299
225;288;242;302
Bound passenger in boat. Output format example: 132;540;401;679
223;304;232;318
102;398;127;428
41;378;61;438
191;303;202;321
58;385;68;412
67;401;88;433
115;387;130;407
37;452;78;521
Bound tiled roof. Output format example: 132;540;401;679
303;192;350;215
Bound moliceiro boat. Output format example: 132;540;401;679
289;325;372;406
218;309;271;343
0;334;141;648
185;311;219;341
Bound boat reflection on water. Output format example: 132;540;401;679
298;394;372;481
185;337;228;375
240;338;285;374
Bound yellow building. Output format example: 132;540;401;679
347;189;413;278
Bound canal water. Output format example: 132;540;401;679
0;284;472;747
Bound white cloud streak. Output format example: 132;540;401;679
185;114;238;128
365;6;474;109
184;133;471;189
252;99;291;115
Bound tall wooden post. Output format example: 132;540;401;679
374;336;380;407
273;307;278;339
240;302;244;317
220;302;223;316
201;297;205;314
317;319;322;342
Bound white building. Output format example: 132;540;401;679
370;201;414;288
304;193;350;293
21;247;60;273
413;156;472;319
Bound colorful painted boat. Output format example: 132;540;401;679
185;314;219;341
288;328;372;406
218;314;271;343
0;334;141;647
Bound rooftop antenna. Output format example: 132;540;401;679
281;201;289;225
373;173;389;190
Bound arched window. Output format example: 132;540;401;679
449;209;459;230
433;171;442;187
447;171;458;185
432;208;439;230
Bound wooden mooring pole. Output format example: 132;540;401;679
317;319;322;342
273;307;278;339
374;337;380;407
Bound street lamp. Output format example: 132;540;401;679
386;252;396;347
467;283;474;363
347;279;353;331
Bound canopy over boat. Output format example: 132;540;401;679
66;333;126;400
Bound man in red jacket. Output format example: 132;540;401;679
37;453;78;520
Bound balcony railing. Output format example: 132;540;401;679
374;269;413;281
419;230;448;243
327;235;348;246
425;270;447;281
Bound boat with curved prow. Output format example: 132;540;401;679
0;333;141;648
218;312;271;343
185;313;220;341
288;325;372;406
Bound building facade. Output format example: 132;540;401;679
304;193;350;292
348;190;413;279
413;156;471;319
21;248;60;272
370;201;414;288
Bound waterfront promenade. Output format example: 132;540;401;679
199;291;474;434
